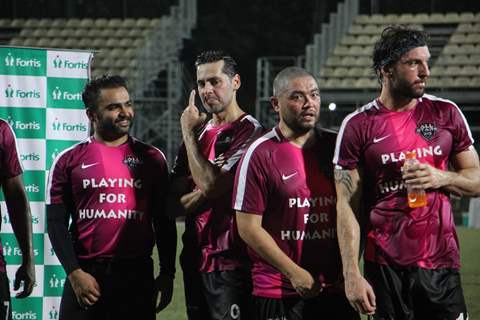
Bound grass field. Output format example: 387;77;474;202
154;225;480;320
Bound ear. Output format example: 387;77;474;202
86;108;96;122
270;96;280;113
381;66;393;78
232;74;241;90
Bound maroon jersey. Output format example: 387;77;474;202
173;114;262;273
333;94;474;269
0;119;23;272
46;136;168;260
233;127;341;298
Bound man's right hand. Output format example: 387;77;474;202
181;90;207;134
288;266;320;299
68;269;101;308
344;274;376;315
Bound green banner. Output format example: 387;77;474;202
0;46;92;319
0;47;46;77
47;77;87;109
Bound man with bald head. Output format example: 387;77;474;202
233;67;358;320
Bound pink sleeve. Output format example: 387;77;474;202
333;116;364;170
46;153;69;205
449;104;474;154
232;146;268;215
0;121;22;180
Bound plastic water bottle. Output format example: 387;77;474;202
404;151;427;208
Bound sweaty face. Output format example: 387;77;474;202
92;87;134;140
196;60;239;114
389;46;430;99
275;76;321;134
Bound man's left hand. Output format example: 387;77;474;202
154;274;174;313
14;262;35;298
402;161;448;190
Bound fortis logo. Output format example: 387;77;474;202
52;86;82;101
53;55;88;69
7;116;41;131
4;52;41;68
5;84;13;98
12;311;37;319
25;184;40;193
4;84;40;99
52;117;87;132
20;153;40;161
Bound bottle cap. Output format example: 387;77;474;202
405;151;416;159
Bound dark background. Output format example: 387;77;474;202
1;0;479;111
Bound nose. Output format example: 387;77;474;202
304;95;320;109
202;81;214;93
119;104;133;117
419;61;430;78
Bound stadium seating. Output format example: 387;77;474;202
1;15;187;94
315;12;480;90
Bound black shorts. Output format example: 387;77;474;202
0;272;11;320
364;261;468;320
60;256;155;320
253;291;359;320
201;269;253;320
180;245;212;320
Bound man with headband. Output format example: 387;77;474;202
333;26;480;319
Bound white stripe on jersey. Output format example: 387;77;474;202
422;93;475;144
0;119;24;172
223;115;263;172
45;137;92;205
332;101;377;167
233;128;278;211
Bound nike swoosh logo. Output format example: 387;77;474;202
282;172;298;181
373;134;391;143
81;162;99;169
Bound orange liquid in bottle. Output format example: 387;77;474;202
408;192;427;208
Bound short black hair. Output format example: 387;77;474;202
194;50;238;78
372;26;428;77
273;67;318;96
82;75;128;110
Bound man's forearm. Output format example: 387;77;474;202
337;201;362;278
237;214;300;278
3;176;34;264
441;168;480;197
180;190;205;214
154;215;177;278
334;168;363;278
46;204;80;274
183;131;222;195
167;190;205;218
8;204;34;264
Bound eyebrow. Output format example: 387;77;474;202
105;100;131;108
197;76;220;83
290;88;319;94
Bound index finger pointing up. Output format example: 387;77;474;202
189;90;196;107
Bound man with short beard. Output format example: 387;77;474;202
168;51;262;320
46;75;176;320
233;67;358;320
334;26;480;319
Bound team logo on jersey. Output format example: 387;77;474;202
215;130;233;157
123;155;143;168
416;122;437;141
